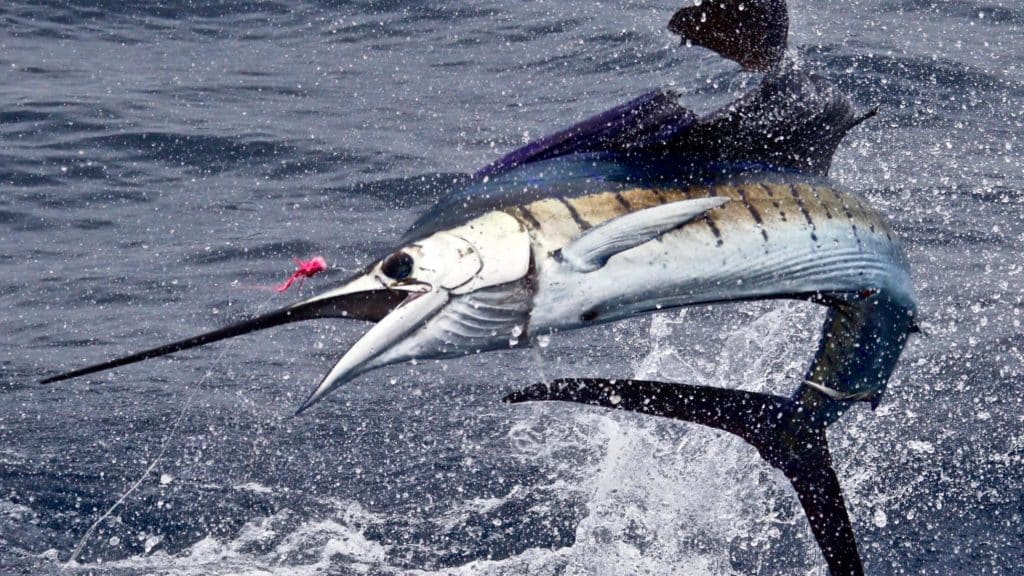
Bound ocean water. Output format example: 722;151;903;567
2;0;1022;574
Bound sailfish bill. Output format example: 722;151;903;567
40;277;405;385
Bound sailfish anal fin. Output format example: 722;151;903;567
504;378;866;576
556;197;729;272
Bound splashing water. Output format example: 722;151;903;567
500;302;831;575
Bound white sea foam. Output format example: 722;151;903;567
482;304;827;575
234;482;275;495
62;500;389;576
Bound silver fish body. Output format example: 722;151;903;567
426;159;919;424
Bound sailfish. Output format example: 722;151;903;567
42;1;916;573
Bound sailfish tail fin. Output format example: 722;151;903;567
503;378;865;576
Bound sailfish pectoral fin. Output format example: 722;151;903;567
504;378;865;576
556;197;729;272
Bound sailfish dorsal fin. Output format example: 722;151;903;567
668;0;789;71
475;90;696;179
474;0;870;185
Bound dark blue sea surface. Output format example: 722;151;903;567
2;1;1022;574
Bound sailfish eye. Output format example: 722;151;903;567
381;251;414;280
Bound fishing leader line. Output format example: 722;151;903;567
67;258;327;565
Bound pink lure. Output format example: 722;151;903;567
275;256;328;293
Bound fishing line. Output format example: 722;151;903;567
67;292;277;564
67;258;327;564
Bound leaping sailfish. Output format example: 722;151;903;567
42;1;917;573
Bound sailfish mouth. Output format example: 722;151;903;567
38;270;408;386
294;286;450;414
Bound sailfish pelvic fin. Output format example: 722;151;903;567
504;378;865;575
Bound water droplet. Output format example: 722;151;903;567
144;535;163;554
906;440;934;454
873;509;888;528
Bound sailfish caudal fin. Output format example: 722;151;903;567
504;378;865;576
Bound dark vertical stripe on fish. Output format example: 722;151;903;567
841;201;862;246
703;213;724;246
789;184;819;242
560;198;591;230
614;192;632;211
762;184;786;221
813;186;834;219
852;195;878;233
738;187;769;242
516;206;543;230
